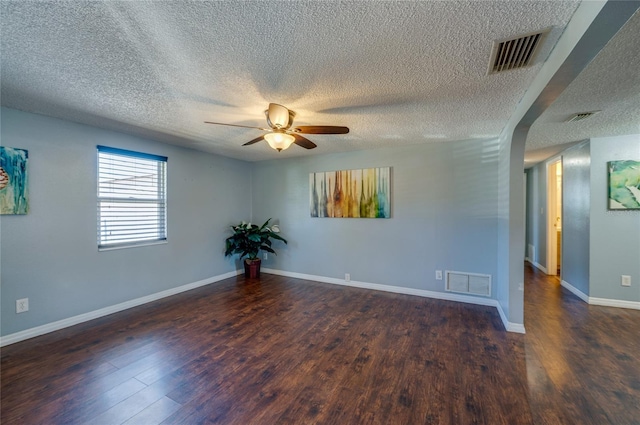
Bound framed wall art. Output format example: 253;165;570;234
608;160;640;210
0;146;29;215
310;167;390;218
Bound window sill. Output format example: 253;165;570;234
98;240;168;252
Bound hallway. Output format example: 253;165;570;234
523;263;640;424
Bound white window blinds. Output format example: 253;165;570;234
97;146;167;249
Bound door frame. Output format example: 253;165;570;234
546;157;562;276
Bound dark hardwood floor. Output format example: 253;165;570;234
524;265;640;425
1;264;638;424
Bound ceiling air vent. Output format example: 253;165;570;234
565;111;600;122
488;29;550;74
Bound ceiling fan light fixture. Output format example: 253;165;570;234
264;132;295;152
206;103;346;151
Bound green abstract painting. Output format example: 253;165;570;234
0;146;29;215
608;160;640;210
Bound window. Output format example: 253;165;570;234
97;146;167;250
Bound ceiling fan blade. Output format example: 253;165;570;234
292;125;349;134
205;121;270;131
292;134;317;149
242;135;265;146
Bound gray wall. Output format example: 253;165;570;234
524;169;532;260
251;138;502;296
524;162;549;270
562;141;591;295
498;128;527;327
589;134;640;301
1;107;251;336
496;136;511;321
525;166;542;265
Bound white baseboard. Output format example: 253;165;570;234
1;267;531;346
560;280;640;310
589;297;640;310
263;268;526;334
561;280;589;303
495;303;526;334
0;270;241;347
530;261;548;274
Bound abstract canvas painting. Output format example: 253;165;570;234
608;160;640;210
0;146;29;214
310;167;390;218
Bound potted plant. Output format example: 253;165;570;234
224;218;287;278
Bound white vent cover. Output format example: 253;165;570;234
488;29;550;74
565;111;600;122
445;271;491;297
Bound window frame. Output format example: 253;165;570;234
97;145;167;251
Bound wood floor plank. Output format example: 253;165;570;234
2;266;639;424
121;397;181;425
90;378;177;425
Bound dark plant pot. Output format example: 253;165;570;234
244;258;261;279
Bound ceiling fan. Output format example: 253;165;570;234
205;103;349;152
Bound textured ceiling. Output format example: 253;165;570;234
3;0;627;163
526;8;640;164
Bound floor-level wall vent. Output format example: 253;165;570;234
445;271;491;297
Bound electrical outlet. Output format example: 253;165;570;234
435;270;443;280
263;252;268;260
621;275;631;287
16;298;29;313
345;273;351;282
519;283;525;291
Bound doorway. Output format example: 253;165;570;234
546;159;562;275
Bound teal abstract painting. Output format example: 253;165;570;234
608;160;640;210
0;146;29;214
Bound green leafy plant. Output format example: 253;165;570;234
224;218;287;262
